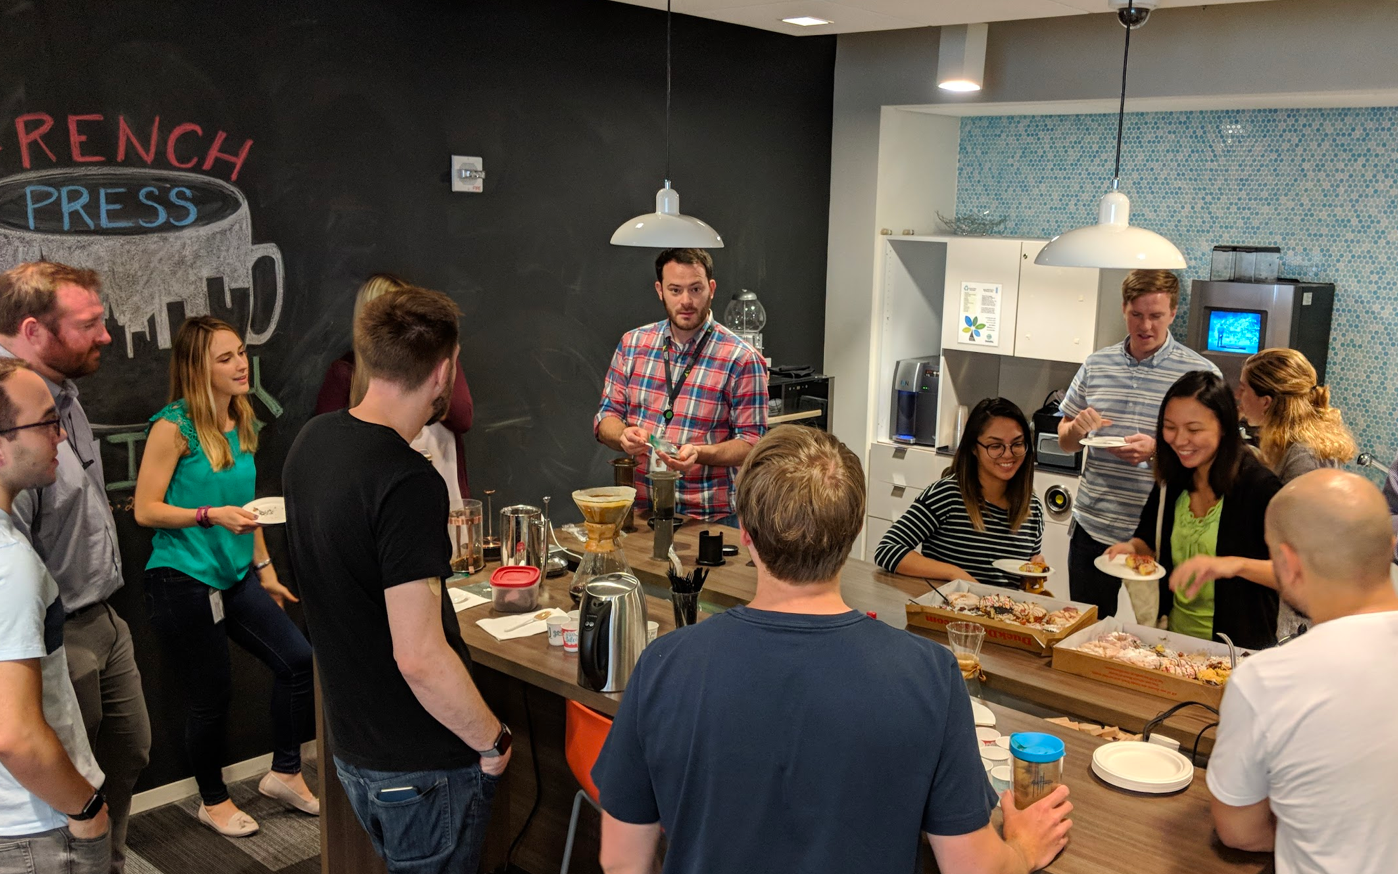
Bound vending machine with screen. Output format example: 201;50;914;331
1185;280;1335;386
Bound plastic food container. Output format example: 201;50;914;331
1009;732;1065;810
489;565;541;613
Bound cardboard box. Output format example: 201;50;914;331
1051;617;1251;708
904;581;1097;657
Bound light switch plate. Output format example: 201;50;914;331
451;155;484;193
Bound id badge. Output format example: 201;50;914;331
209;589;225;625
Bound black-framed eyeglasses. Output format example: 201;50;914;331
0;417;62;438
976;440;1028;459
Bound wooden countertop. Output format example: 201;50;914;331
449;568;1268;874
613;522;1222;751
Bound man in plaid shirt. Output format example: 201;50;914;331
594;249;768;525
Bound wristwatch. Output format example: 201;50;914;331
478;722;512;758
69;789;105;821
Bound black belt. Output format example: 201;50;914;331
65;600;108;621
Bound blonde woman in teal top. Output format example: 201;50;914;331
134;316;316;838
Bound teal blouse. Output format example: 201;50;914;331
144;401;256;590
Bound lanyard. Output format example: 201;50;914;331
661;326;714;423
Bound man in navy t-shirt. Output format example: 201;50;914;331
593;425;1074;874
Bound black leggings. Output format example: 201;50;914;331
1067;522;1123;620
145;567;313;805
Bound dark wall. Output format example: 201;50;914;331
0;0;834;789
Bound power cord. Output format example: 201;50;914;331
1191;722;1219;769
493;684;542;874
1141;700;1220;748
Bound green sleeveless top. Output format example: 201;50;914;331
1168;492;1224;641
144;400;256;590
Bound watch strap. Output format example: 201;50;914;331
478;722;511;758
69;789;104;821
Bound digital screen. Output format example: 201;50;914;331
1206;309;1265;355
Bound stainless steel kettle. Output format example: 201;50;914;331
577;572;648;693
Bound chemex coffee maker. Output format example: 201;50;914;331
577;572;648;693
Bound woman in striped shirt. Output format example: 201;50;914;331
875;398;1045;589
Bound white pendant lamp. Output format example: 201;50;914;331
937;23;988;92
1035;2;1183;270
611;0;723;248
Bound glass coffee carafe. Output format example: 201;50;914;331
570;486;637;603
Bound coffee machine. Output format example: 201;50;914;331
890;357;939;446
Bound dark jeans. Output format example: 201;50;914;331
145;567;313;806
335;757;499;874
1067;521;1122;619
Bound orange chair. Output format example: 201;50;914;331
561;700;613;874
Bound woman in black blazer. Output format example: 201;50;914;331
1107;371;1282;650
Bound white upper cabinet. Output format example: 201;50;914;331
940;237;1024;357
1015;241;1103;364
938;237;1111;365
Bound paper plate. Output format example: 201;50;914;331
243;496;286;525
971;700;996;728
1079;436;1128;448
1095;553;1166;581
1091;741;1194;794
991;558;1052;578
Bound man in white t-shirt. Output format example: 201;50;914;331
1207;469;1398;872
0;358;109;873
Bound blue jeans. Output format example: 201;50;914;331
334;758;499;874
145;567;313;805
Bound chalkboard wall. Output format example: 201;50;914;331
0;0;834;790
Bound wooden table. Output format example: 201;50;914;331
320;533;1269;874
617;521;1222;753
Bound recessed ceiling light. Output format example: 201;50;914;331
781;16;831;27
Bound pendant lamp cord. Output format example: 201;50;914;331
664;0;672;184
1112;5;1133;187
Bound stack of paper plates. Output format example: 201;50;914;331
971;700;996;728
1091;741;1194;794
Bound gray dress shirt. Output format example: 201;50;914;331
0;345;124;612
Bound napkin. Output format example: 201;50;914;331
448;588;490;612
476;608;569;641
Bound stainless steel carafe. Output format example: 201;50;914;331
499;504;546;568
577;572;648;693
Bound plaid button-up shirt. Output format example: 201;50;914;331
594;317;768;520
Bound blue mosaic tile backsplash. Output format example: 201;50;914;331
957;107;1398;468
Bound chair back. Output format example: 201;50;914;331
564;700;613;803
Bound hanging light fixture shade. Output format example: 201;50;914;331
611;1;723;248
1035;188;1184;269
1035;1;1183;270
610;182;723;248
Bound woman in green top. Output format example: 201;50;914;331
135;317;316;838
1106;371;1282;650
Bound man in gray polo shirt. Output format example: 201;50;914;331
0;262;149;874
1058;270;1219;620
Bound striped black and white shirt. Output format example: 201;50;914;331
874;477;1045;589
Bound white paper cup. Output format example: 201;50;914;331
976;727;1001;746
982;746;1012;769
562;621;579;653
995;736;1010;750
646;620;659;644
990;765;1013;794
546;615;567;647
567;610;580;622
982;758;993;772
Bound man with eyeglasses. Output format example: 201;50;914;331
1057;270;1219;621
594;249;768;526
0;358;111;874
0;262;148;874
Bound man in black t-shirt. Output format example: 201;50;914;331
284;286;510;874
593;426;1074;874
